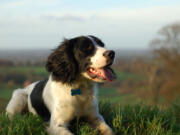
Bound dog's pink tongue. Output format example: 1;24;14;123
104;68;115;82
97;68;114;82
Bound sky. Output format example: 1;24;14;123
0;0;180;50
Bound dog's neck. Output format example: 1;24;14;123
71;75;94;90
51;74;94;92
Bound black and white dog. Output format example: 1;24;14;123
6;35;116;135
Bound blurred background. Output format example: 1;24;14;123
0;0;180;112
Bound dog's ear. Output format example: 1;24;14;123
46;39;79;84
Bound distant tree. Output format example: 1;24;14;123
150;22;180;101
133;58;164;104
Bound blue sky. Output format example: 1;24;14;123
0;0;180;49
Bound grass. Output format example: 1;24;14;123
0;101;179;135
0;113;47;135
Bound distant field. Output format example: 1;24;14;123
0;89;13;100
0;66;143;81
115;71;144;81
0;99;8;112
0;66;48;112
0;66;144;112
0;87;134;112
0;66;48;76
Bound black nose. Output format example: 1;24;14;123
103;50;115;60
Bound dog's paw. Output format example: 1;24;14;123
6;112;15;121
60;131;74;135
102;128;113;135
98;122;114;135
46;126;74;135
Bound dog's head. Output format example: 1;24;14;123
46;35;116;84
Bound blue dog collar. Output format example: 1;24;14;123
71;89;81;96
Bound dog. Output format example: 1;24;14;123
6;35;116;135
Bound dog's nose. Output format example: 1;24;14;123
103;50;115;60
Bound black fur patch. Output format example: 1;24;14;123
89;35;105;47
30;79;50;122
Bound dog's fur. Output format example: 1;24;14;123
6;35;115;135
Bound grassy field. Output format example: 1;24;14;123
0;101;180;135
0;66;180;134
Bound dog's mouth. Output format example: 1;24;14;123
87;65;116;82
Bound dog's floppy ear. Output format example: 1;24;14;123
46;39;79;84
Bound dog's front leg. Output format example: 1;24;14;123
47;106;74;135
87;112;113;135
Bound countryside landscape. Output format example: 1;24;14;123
0;23;180;135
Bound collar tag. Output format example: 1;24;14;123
71;89;81;96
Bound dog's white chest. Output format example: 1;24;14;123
72;94;94;115
44;80;96;117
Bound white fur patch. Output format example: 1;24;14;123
86;36;108;69
90;46;107;68
86;36;108;68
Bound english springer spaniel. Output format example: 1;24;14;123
6;35;116;135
